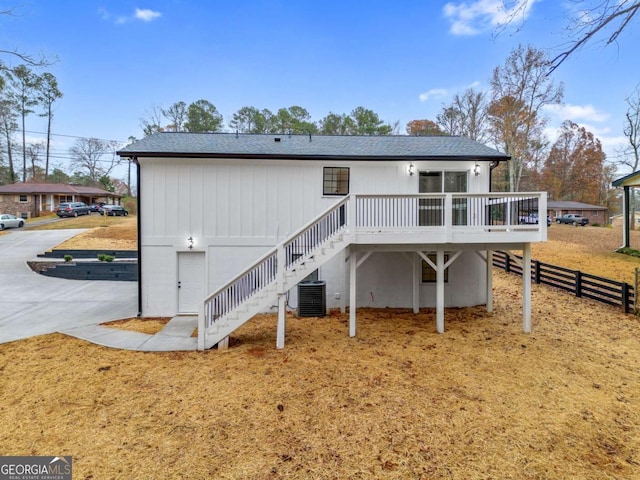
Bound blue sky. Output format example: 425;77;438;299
2;0;639;181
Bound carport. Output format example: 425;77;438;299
612;171;640;248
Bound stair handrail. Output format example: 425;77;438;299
203;195;351;328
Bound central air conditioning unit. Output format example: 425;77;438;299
297;281;326;317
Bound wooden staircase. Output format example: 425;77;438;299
199;197;351;350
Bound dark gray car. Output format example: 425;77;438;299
55;202;91;217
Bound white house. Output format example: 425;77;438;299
118;132;547;350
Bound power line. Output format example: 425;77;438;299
19;129;129;144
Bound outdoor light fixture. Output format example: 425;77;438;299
408;162;415;176
187;236;194;250
473;162;480;176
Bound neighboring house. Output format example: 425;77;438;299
546;200;609;225
118;132;547;350
0;183;122;218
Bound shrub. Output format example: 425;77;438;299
122;197;137;216
97;254;115;262
616;247;640;258
63;254;73;263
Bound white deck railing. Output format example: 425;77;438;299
353;192;546;230
203;192;546;330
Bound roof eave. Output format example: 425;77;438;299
116;151;510;162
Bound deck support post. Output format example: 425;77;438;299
340;249;347;314
486;250;493;313
276;294;286;349
523;243;532;333
436;248;445;333
412;253;420;314
349;245;357;337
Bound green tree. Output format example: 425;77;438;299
36;72;62;182
0;97;17;184
99;174;115;192
184;99;223;132
318;112;355;135
9;65;40;182
272;106;317;134
230;106;275;133
350;107;392;135
48;167;70;184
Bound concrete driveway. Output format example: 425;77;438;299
0;229;138;344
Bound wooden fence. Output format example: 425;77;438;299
492;251;635;313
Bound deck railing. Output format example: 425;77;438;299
203;192;547;330
354;192;546;231
203;197;350;329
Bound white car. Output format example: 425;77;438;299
0;213;25;230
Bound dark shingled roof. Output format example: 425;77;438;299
547;200;607;210
0;183;121;196
117;132;510;161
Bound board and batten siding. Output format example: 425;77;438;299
139;156;488;316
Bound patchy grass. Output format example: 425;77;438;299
33;215;137;250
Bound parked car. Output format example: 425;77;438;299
100;204;128;216
518;212;551;227
556;214;589;226
89;203;105;213
55;202;91;217
0;213;25;230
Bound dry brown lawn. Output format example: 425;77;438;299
0;222;639;479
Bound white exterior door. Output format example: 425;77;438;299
177;252;205;314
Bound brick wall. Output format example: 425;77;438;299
0;195;35;218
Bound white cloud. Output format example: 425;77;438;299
99;7;162;24
443;0;539;36
419;88;448;102
135;8;162;22
544;103;610;123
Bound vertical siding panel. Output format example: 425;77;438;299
252;166;268;238
216;166;230;237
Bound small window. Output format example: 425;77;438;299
323;167;349;196
19;195;28;202
422;254;449;283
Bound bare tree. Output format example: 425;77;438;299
437;87;489;142
140;104;165;137
0;7;53;68
498;1;640;72
163;101;187;132
69;138;121;183
25;141;44;181
488;45;563;192
621;84;640;173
